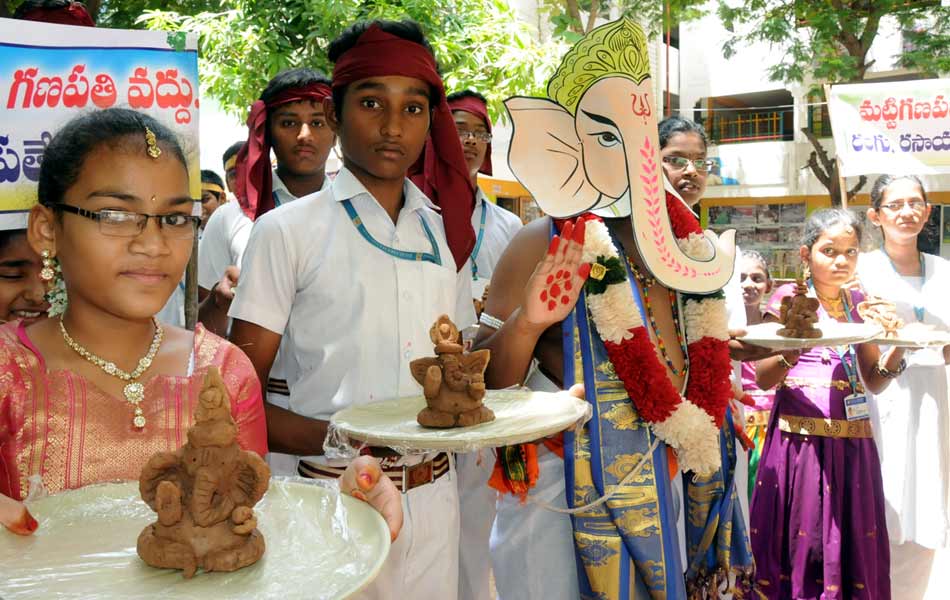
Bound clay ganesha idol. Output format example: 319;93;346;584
137;367;271;578
778;279;822;339
411;315;494;428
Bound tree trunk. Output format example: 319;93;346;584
801;127;866;207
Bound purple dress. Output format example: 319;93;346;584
750;284;890;600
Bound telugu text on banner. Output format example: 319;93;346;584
827;78;950;177
0;18;199;230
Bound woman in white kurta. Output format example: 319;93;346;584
857;174;950;599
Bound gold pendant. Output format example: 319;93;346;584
124;382;146;428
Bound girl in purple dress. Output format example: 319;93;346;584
750;209;907;599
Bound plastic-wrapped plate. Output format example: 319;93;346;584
0;479;389;599
739;321;882;350
330;389;590;452
869;324;950;348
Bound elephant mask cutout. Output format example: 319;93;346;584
504;18;736;293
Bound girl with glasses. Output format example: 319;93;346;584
0;108;400;543
856;174;950;599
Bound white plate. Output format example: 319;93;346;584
330;389;590;453
0;479;390;599
870;326;950;348
739;321;883;350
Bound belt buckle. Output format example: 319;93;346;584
403;460;434;493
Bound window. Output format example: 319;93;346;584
694;90;794;145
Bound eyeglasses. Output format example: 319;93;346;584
879;200;928;212
458;130;492;143
56;204;200;240
662;156;716;173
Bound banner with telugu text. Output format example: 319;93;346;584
0;18;199;230
828;78;950;177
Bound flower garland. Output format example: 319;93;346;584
580;194;733;475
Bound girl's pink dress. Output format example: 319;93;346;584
0;321;267;500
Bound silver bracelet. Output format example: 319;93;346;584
479;311;504;330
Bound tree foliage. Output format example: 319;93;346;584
719;0;949;85
134;0;565;122
718;0;950;205
540;0;706;42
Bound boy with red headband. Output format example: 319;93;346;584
446;89;522;600
198;68;336;477
229;20;475;599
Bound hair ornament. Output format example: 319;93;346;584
144;127;162;159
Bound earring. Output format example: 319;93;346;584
40;251;68;317
40;249;55;282
802;263;811;281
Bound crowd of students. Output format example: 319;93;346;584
1;4;948;599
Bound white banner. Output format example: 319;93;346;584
827;78;950;177
0;18;199;230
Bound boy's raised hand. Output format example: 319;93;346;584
521;218;591;331
340;456;402;542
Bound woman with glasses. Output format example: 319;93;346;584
856;174;950;599
658;116;717;208
0;109;401;542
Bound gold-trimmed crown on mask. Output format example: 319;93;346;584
547;18;651;115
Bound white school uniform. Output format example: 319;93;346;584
197;198;252;291
230;167;474;599
490;367;580;600
199;172;321;476
456;188;522;600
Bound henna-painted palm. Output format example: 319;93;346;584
522;218;592;330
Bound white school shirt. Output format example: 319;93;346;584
466;188;523;301
197;171;306;290
230;166;475;423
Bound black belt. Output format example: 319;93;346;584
266;378;289;396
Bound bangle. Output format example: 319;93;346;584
479;312;504;330
779;355;798;370
874;356;907;379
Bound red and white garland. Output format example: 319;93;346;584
579;196;733;475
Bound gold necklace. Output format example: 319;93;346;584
60;318;164;429
814;287;845;319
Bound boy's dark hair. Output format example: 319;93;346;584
222;141;244;168
327;19;439;119
658;116;708;150
259;68;331;106
447;90;487;105
801;208;863;250
38;108;187;208
200;169;225;190
13;0;71;17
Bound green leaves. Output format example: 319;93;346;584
585;256;627;296
716;0;950;85
135;0;564;122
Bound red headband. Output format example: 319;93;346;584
448;96;493;176
332;24;475;271
19;3;95;27
235;82;332;220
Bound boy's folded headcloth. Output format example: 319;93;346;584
235;83;332;220
332;24;475;271
447;95;492;176
18;1;95;27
